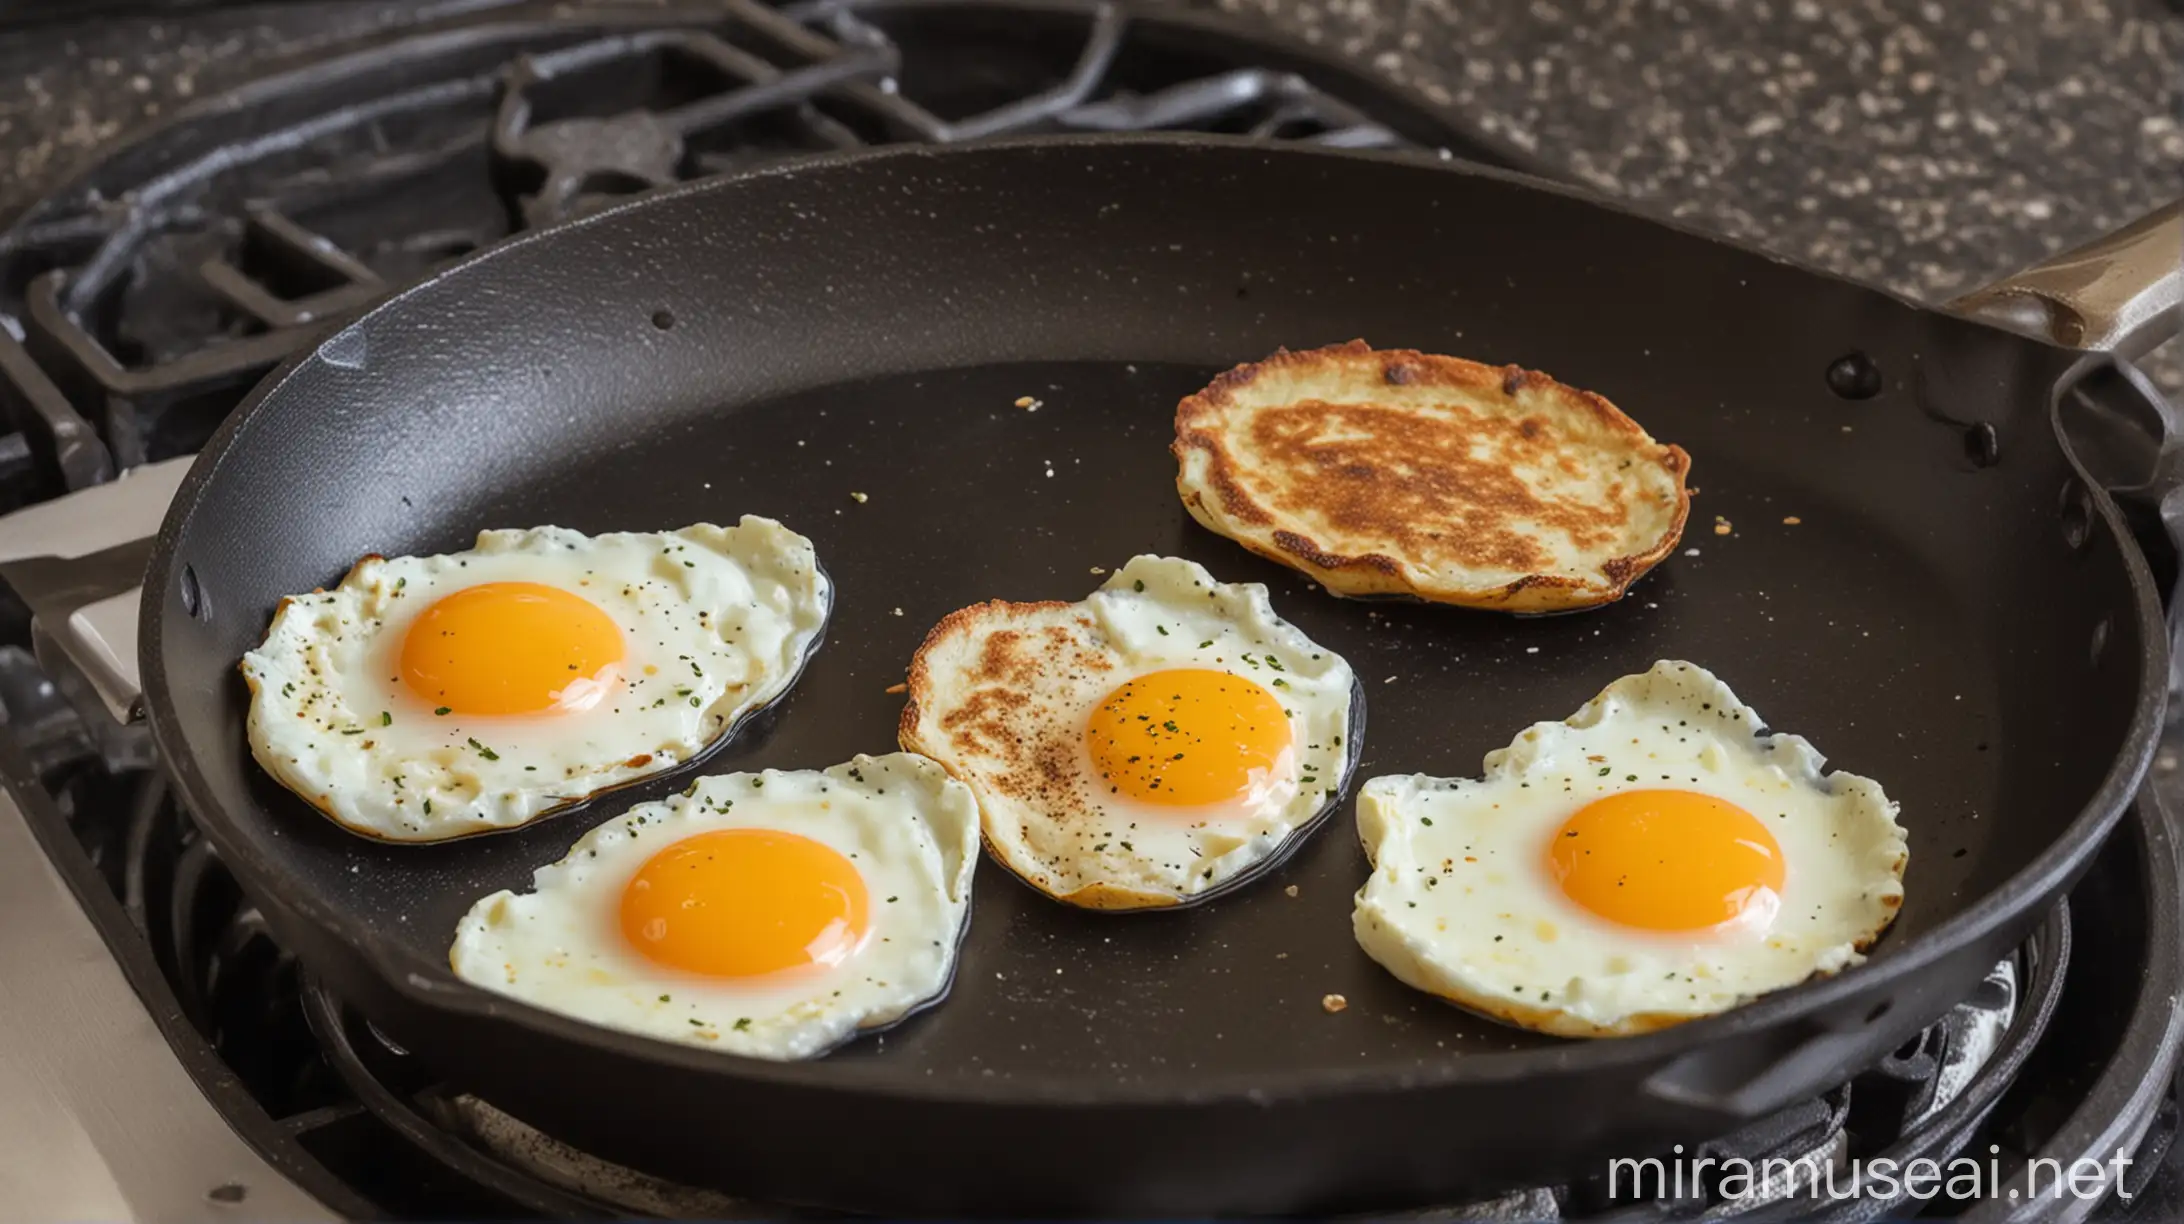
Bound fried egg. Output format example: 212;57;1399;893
242;521;830;842
1353;661;1906;1037
449;754;978;1060
901;555;1358;910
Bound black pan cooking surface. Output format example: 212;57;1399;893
239;356;1999;1075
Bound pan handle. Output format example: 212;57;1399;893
1948;199;2181;359
1638;1010;1890;1123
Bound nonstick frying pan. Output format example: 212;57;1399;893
141;137;2180;1214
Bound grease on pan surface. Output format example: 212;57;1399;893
450;753;979;1060
1173;341;1691;611
1353;661;1906;1038
900;555;1359;910
241;520;830;842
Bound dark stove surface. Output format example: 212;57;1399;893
0;3;2178;1220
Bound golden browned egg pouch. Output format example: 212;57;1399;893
1174;341;1691;611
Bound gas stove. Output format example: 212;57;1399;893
0;3;2180;1220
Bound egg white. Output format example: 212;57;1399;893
449;753;979;1060
902;555;1357;909
242;520;829;842
1353;660;1906;1037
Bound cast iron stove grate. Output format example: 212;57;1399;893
0;1;2177;1218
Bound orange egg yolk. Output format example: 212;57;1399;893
400;582;624;716
1085;667;1292;807
1546;789;1785;932
620;828;869;979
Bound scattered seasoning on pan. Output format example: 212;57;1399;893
1714;518;1733;536
1015;396;1043;411
1783;515;1802;525
885;682;908;694
891;607;904;616
1284;884;1299;898
849;491;869;504
1321;994;1348;1014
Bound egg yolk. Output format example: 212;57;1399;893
620;828;869;979
1085;667;1292;806
1546;789;1785;932
400;582;624;716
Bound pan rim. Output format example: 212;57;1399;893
139;132;2167;1107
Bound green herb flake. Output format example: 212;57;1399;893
467;738;500;761
434;706;452;717
380;711;392;726
734;1018;752;1031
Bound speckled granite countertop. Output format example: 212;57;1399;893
4;0;2178;312
5;0;2177;297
